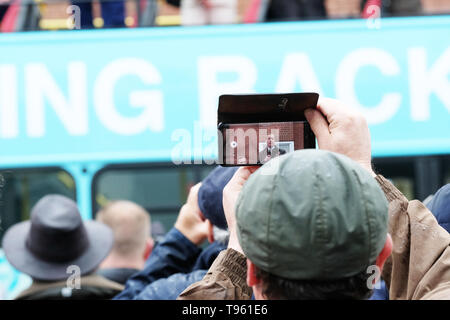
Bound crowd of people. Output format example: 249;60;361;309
1;0;450;32
2;97;450;300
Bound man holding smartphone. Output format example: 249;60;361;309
178;97;450;300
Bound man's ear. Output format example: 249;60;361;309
207;220;215;243
375;234;393;272
143;237;154;261
246;259;261;287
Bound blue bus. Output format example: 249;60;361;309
0;15;449;298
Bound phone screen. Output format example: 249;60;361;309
220;121;314;166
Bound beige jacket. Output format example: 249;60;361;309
178;175;450;300
376;175;450;299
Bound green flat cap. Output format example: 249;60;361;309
236;149;388;280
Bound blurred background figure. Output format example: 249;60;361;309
2;0;450;32
420;0;450;15
70;0;126;29
114;166;237;300
241;0;326;23
264;0;326;22
426;183;450;233
95;200;154;285
0;0;40;32
361;0;422;18
0;252;31;300
180;0;238;25
328;0;450;19
245;0;449;22
2;194;123;300
325;0;365;19
0;0;8;21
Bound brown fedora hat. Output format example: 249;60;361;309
2;194;113;281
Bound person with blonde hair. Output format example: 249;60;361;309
96;200;154;285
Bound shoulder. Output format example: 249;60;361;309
15;274;124;300
97;268;139;285
81;274;125;291
135;270;208;300
421;282;450;300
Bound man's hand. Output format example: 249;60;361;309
174;183;209;245
223;167;259;253
304;97;376;177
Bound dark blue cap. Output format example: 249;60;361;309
426;183;450;233
198;166;238;230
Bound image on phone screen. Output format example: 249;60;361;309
220;121;314;166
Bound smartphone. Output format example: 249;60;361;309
217;93;319;166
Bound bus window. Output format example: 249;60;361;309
0;168;76;246
199;166;216;181
388;177;414;200
444;158;450;185
373;155;450;201
373;157;415;200
92;164;216;240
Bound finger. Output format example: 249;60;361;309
187;182;202;204
317;97;367;126
237;166;259;180
192;182;202;190
188;182;201;195
316;97;345;121
224;167;257;196
304;108;331;148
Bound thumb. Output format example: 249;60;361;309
229;166;258;189
304;108;331;150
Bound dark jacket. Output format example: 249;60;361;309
369;280;389;300
258;146;280;164
427;184;450;233
15;274;124;300
97;268;140;285
178;176;450;300
114;227;226;300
